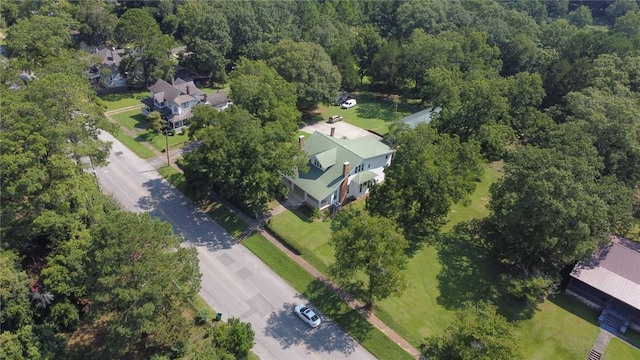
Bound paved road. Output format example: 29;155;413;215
95;131;376;360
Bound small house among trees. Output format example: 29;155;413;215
282;131;394;210
141;77;231;130
566;236;640;334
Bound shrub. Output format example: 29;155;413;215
195;308;211;325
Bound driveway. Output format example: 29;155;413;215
95;131;376;360
300;120;377;139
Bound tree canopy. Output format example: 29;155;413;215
367;124;484;251
423;301;522;360
183;106;306;215
330;208;409;308
266;39;341;109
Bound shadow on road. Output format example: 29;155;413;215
264;302;358;356
139;178;236;250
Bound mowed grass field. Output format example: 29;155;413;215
313;93;417;135
98;90;149;111
267;161;640;358
110;109;189;152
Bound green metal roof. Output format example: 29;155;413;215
291;132;392;201
356;170;377;184
314;148;337;169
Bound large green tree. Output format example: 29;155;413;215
367;124;483;251
114;8;175;85
564;85;640;188
212;317;255;360
177;1;232;83
422;301;522;360
485;145;609;281
229;58;298;130
74;0;117;46
87;211;201;358
330;208;409;308
266;39;341;109
184;106;306;215
5;14;74;66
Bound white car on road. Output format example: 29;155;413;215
294;304;321;328
341;99;357;109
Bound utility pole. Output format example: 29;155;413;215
165;131;170;166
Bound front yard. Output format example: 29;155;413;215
265;161;640;359
110;109;189;152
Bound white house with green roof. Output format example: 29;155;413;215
283;131;394;210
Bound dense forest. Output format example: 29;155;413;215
1;0;639;359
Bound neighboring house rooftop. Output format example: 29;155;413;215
296;132;392;201
206;92;230;107
149;79;199;105
570;236;640;310
401;107;440;129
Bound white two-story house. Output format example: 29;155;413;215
141;78;231;130
283;131;394;210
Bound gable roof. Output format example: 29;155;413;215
206;92;229;106
148;78;201;104
571;236;640;310
314;148;337;169
401;107;440;129
293;131;392;201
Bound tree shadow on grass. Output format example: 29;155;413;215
303;279;374;344
99;90;147;102
436;222;500;309
548;293;599;327
436;221;540;321
356;101;396;121
131;114;149;130
300;111;325;126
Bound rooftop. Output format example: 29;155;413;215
571;236;640;310
293;131;392;201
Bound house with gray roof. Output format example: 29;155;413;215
141;78;231;130
566;236;640;334
400;107;440;129
282;131;394;210
81;42;127;88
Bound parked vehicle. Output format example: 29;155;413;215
335;90;349;105
294;304;321;328
341;99;357;109
328;115;343;123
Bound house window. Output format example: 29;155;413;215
386;154;389;159
368;164;371;168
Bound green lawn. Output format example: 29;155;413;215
515;294;600;359
204;202;247;238
314;93;418;135
112;131;156;159
98;90;149;111
243;233;413;360
156;165;186;194
111;109;147;131
263;161;637;358
268;162;503;346
604;337;640;359
110;109;188;152
267;210;333;274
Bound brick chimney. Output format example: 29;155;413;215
171;76;175;86
298;135;305;148
186;85;191;95
330;127;335;137
204;93;208;104
339;161;350;203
